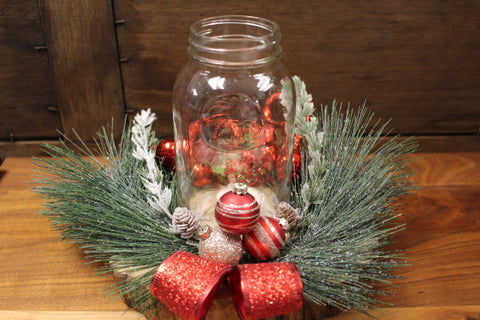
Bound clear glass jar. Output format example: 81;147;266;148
173;15;295;225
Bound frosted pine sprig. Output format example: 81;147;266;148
131;109;172;218
131;109;158;177
293;75;317;138
292;76;328;209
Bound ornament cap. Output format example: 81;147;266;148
233;183;248;195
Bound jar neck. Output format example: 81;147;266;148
188;15;282;67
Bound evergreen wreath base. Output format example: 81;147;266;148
33;77;417;319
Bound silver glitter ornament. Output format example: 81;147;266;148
198;227;243;265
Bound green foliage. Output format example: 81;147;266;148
33;125;193;313
33;90;417;317
277;100;417;314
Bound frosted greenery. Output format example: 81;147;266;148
276;77;417;314
33;125;185;315
33;77;417;317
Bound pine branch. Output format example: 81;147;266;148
276;78;417;314
33;124;193;314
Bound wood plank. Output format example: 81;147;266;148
328;306;480;320
0;0;61;140
113;0;480;137
404;135;480;153
393;186;480;250
2;306;480;320
380;185;480;307
298;1;480;136
0;311;146;320
385;230;480;306
409;152;480;186
0;140;105;159
39;0;125;141
0;158;127;311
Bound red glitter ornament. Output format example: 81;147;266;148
292;149;301;179
263;121;287;147
215;183;260;235
243;216;286;261
229;262;303;320
291;134;303;179
235;153;265;186
294;134;303;149
156;137;176;170
260;143;279;171
191;137;217;164
263;92;280;122
192;164;213;187
188;119;202;141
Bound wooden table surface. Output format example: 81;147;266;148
1;154;480;320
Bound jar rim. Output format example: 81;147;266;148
189;15;282;66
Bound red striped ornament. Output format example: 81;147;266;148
215;183;260;235
243;216;286;261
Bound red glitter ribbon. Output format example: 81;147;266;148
151;251;303;320
229;262;303;320
150;250;232;320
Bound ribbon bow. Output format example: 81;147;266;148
150;250;303;320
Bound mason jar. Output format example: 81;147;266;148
172;15;295;225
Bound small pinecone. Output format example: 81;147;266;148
172;207;199;239
276;202;300;230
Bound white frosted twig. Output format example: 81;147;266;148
291;76;327;209
131;109;173;219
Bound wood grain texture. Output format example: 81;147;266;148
0;139;113;160
2;135;480;161
39;0;125;140
0;311;146;320
0;158;127;311
112;0;480;137
1;153;479;319
329;306;480;320
0;0;61;140
405;135;480;153
409;152;480;186
2;307;480;320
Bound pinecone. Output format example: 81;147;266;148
276;202;300;230
172;207;199;239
